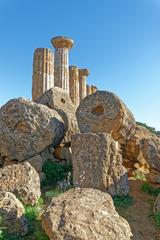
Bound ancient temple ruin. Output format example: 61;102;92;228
32;36;97;105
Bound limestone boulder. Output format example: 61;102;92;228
122;126;154;161
0;162;41;205
54;146;72;163
146;169;160;184
42;188;132;240
36;87;79;144
0;191;28;234
25;154;44;173
76;90;136;144
0;97;64;161
71;133;129;196
122;126;160;177
141;135;160;172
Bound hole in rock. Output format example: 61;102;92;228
91;104;104;116
61;98;65;104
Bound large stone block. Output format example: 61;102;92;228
71;132;129;196
0;97;64;161
36;87;79;144
0;191;28;234
0;162;41;205
76;90;136;143
42;188;132;240
122;126;160;182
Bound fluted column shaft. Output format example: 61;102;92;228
69;66;80;107
32;48;54;101
79;69;89;101
51;36;74;95
54;48;69;93
86;84;92;96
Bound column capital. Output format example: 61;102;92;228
79;68;90;76
51;36;74;49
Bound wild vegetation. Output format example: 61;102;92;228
0;160;73;240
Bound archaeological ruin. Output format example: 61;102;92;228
32;36;97;104
1;35;160;240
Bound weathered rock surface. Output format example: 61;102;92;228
42;188;132;240
154;193;160;212
146;169;160;184
71;133;129;196
122;126;160;181
76;90;136;143
122;126;153;162
141;134;160;172
25;154;44;173
54;146;72;163
36;87;79;144
0;98;64;161
0;162;41;205
0;191;28;234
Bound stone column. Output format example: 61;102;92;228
32;48;54;101
79;69;90;101
51;36;74;94
86;84;92;96
91;85;98;94
69;66;80;107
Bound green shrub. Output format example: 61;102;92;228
154;212;160;227
0;197;48;240
42;161;72;186
2;233;24;240
141;183;160;196
24;197;49;240
134;170;146;180
113;195;133;208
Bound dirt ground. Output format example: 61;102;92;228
116;179;160;240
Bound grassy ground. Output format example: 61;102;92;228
0;161;72;240
1;161;160;240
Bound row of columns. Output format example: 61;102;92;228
32;36;97;104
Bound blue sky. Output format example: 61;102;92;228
0;0;160;129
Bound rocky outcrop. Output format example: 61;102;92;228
0;162;41;205
42;188;132;240
71;133;129;196
0;98;64;162
36;87;79;144
0;191;28;234
122;126;160;182
76;90;136;144
141;135;160;173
